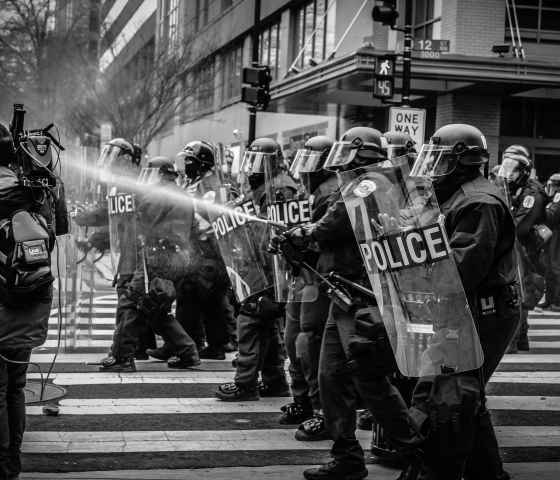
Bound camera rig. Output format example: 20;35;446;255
9;103;65;189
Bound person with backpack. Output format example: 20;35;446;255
0;122;68;480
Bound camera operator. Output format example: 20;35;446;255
0;119;68;479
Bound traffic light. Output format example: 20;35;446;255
373;55;395;100
372;0;399;28
241;65;271;110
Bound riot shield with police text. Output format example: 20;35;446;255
264;163;315;302
108;186;138;278
209;192;272;303
340;159;484;377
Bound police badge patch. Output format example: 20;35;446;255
554;193;560;203
523;195;535;209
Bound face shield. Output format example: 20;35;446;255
410;145;457;180
98;145;132;183
323;142;358;170
240;151;276;175
137;167;162;185
289;149;324;179
497;157;521;184
546;181;560;197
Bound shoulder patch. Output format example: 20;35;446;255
523;195;535;209
554;193;560;203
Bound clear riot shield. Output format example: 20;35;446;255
107;186;138;278
263;163;315;303
209;191;272;303
339;159;484;377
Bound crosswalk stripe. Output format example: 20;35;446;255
530;341;560;348
24;395;560;416
529;319;560;325
19;426;560;454
529;330;560;337
29;352;236;363
24;370;560;386
49;318;115;325
501;354;560;363
47;329;114;337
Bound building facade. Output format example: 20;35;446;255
104;0;560;177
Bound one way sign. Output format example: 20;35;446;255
388;107;426;148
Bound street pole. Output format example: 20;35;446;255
248;0;261;144
401;0;412;107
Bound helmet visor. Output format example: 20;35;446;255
98;145;131;183
137;167;161;185
410;145;456;178
497;158;521;183
240;151;275;175
290;149;324;178
323;142;358;170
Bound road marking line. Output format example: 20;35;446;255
501;354;560;363
20;427;560;453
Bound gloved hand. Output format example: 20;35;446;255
256;295;284;320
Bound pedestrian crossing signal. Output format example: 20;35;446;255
373;55;396;100
241;65;271;110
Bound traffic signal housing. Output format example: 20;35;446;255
372;0;399;28
373;55;396;100
241;65;271;110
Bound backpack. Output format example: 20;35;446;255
0;210;54;306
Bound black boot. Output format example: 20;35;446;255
147;344;175;361
258;379;290;397
278;399;313;425
167;349;201;369
216;382;259;401
199;346;226;360
303;460;368;480
99;356;136;372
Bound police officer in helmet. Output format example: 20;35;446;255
541;173;560;311
216;137;291;401
406;123;518;480
381;131;417;168
165;140;236;360
500;145;546;352
285;127;421;480
279;135;338;440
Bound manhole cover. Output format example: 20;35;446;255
24;381;66;404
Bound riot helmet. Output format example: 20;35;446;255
290;135;335;193
488;164;502;185
499;144;532;191
546;173;560;197
0;122;15;165
98;138;139;183
382;131;417;168
241;137;283;190
323;126;385;171
138;156;177;185
411;123;489;183
176;140;215;181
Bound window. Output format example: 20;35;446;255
196;0;209;31
507;0;560;43
158;0;180;52
292;0;336;70
195;59;215;111
259;21;281;80
413;0;442;40
221;42;243;103
65;0;74;31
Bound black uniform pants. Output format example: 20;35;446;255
234;305;285;389
284;286;329;410
0;348;31;480
176;283;232;351
113;251;198;361
319;302;419;467
412;287;520;480
111;275;155;359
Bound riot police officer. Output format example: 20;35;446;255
279;135;339;441
101;157;200;371
285;127;421;480
500;145;546;352
164;140;234;360
216;137;291;401
381;131;417;167
542;173;560;310
406;124;519;480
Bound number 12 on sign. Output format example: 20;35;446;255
373;78;394;99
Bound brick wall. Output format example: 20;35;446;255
442;0;506;57
435;93;501;165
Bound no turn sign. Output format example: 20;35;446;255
388;107;426;148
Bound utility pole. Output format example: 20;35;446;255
401;0;413;106
248;0;261;144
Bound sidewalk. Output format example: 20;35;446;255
21;463;560;480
